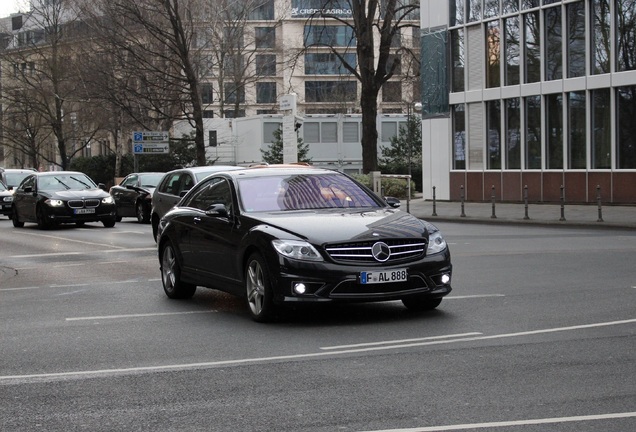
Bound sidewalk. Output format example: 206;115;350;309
402;198;636;230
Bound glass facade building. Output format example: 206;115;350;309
424;0;636;203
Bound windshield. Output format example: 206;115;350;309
0;182;7;192
139;173;163;187
38;174;97;191
5;172;32;188
238;173;381;212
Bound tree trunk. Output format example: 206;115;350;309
360;81;380;173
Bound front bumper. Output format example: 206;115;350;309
46;205;116;223
269;251;452;304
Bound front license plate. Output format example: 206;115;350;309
74;208;95;214
360;269;408;284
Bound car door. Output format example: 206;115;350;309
114;175;137;217
153;172;182;219
185;177;243;291
13;175;38;222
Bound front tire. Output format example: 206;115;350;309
12;210;24;228
102;217;116;228
245;253;276;322
136;201;150;224
161;240;196;299
36;205;51;230
401;296;442;312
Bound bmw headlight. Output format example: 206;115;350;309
424;222;447;255
102;196;114;204
46;199;64;207
2;196;12;202
272;240;323;262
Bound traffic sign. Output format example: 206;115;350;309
132;131;170;154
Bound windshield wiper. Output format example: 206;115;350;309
70;176;93;189
53;177;71;190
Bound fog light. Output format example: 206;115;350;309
293;283;307;295
441;274;451;284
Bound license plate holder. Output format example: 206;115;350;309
74;208;95;214
360;269;408;284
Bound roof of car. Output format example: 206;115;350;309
227;165;338;179
32;171;86;176
165;165;243;175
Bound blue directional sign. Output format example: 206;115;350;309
132;131;170;154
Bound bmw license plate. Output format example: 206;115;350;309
74;208;95;214
360;269;408;284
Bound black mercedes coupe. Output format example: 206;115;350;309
157;166;452;322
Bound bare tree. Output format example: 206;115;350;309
1;0;101;170
299;0;420;173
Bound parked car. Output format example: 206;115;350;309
0;181;13;218
151;165;243;240
156;166;452;322
12;171;117;229
0;168;37;191
110;172;164;223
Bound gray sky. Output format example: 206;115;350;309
0;0;25;18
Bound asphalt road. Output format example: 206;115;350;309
1;216;635;432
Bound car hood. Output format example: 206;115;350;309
47;189;109;199
252;208;428;244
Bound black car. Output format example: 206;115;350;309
0;168;37;190
151;165;243;240
12;171;117;229
0;181;13;218
110;172;164;223
157;166;452;322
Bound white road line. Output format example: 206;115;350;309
358;412;636;431
0;286;41;291
8;247;155;259
445;294;505;299
1;318;634;382
320;333;483;350
66;310;217;321
12;231;126;249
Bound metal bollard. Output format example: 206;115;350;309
559;185;566;221
491;185;497;218
596;185;604;222
432;186;437;216
523;185;530;220
460;185;466;217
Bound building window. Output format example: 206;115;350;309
382;81;402;102
525;95;541;169
452;104;466;169
304;25;356;47
505;98;521;169
487;100;501;169
591;0;611;75
617;86;636;169
451;28;465;91
203;110;215;118
256;82;277;103
568;91;586;169
305;53;355;75
209;130;217;147
305;81;357;102
255;54;276;76
616;0;636;72
567;1;585;78
591;88;611;169
201;83;213;104
255;27;275;48
381;122;398;142
468;0;481;22
524;11;541;83
546;93;563;169
486;20;500;88
304;122;320;143
248;0;274;20
263;122;281;143
223;109;246;118
504;0;519;14
224;83;245;104
343;122;359;143
504;17;520;86
451;0;465;26
544;6;562;81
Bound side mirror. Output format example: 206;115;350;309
24;186;33;193
98;183;107;191
384;196;401;208
205;203;229;218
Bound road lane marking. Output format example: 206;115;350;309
445;294;505;299
1;318;634;382
8;247;155;259
10;231;126;249
320;333;483;350
66;310;217;321
358;412;636;431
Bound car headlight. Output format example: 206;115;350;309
272;240;323;262
423;222;447;255
102;196;114;204
45;199;64;207
3;196;12;202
